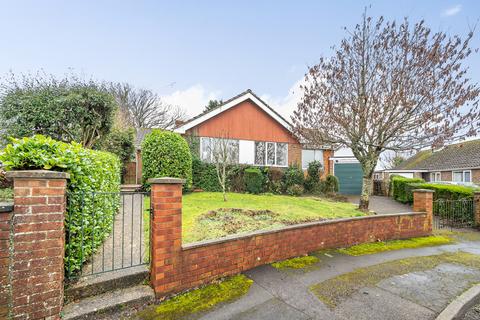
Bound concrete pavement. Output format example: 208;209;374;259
195;235;480;320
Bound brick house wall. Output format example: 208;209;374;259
473;169;480;184
288;143;302;167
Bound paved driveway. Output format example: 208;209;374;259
347;195;412;214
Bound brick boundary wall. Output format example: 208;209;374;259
3;170;69;320
0;203;13;319
150;177;434;298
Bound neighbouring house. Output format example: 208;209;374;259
174;89;336;178
382;139;480;185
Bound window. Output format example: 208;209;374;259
200;137;239;163
254;142;265;165
254;141;288;166
430;172;441;182
453;170;472;183
302;149;324;169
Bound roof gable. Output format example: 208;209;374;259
174;89;291;134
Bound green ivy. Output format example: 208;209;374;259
142;130;192;189
0;135;121;276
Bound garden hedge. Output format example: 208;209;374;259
192;156;222;191
244;167;263;194
0;135;121;275
390;176;425;203
142;130;192;189
391;175;477;203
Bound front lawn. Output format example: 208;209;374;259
147;192;364;243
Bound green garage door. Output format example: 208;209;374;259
334;163;363;195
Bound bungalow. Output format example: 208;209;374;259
127;89;365;194
383;139;480;185
174;89;334;175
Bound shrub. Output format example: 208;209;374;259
304;161;323;192
192;156;222;191
94;127;135;181
390;176;425;203
228;165;248;192
0;73;116;148
286;184;304;196
244;168;263;194
323;175;340;194
265;167;284;194
283;165;304;191
0;135;121;275
142;130;192;188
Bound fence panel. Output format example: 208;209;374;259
433;198;474;230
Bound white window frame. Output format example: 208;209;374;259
301;149;324;170
430;172;441;182
254;141;288;167
453;170;472;183
199;137;239;164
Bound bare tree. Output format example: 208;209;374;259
110;83;186;130
381;151;408;170
206;132;239;202
292;12;480;210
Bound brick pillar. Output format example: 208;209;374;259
474;192;480;228
149;177;184;298
413;189;434;232
6;170;69;320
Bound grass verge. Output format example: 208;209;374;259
310;251;480;308
337;235;454;256
271;256;320;269
135;274;253;320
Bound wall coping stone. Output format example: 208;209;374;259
413;189;435;193
474;191;480;195
148;177;186;184
0;202;13;213
6;170;70;179
182;211;427;250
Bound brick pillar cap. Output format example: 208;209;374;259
474;191;480;195
413;189;435;193
6;170;70;179
148;177;186;184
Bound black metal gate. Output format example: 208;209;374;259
65;191;151;280
433;198;474;230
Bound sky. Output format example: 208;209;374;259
0;0;479;119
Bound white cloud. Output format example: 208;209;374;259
442;4;462;16
260;77;307;120
161;84;221;117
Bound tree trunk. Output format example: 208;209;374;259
359;175;373;211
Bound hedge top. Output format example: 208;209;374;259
148;177;186;184
412;189;435;193
6;170;70;180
